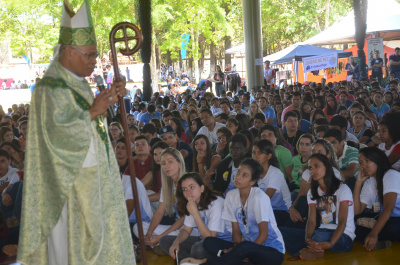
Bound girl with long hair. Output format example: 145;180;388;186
300;101;313;122
186;158;285;265
353;147;400;251
286;139;341;228
141;141;169;211
0;142;24;170
160;172;231;263
274;102;284;128
323;94;338;120
355;98;378;122
235;114;250;132
198;98;211;110
189;117;203;143
252;140;292;226
192;135;221;184
215;127;233;160
247;101;263;120
135;148;187;250
376;113;400;170
170;117;190;144
281;154;355;260
226;118;239;135
186;110;199;141
314;96;326;110
109;122;124;148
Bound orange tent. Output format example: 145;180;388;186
294;39;394;84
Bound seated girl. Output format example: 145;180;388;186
349;111;373;145
192;135;221;185
376;113;400;170
181;158;285;265
284;139;341;229
133;148;189;254
252;140;292;226
280;154;355;260
353;147;400;251
141;141;169;212
159;172;231;263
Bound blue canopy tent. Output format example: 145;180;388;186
263;43;353;65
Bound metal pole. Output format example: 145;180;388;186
242;0;264;90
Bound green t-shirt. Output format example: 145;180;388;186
275;145;293;181
291;155;307;192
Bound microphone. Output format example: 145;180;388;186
94;75;115;118
95;75;106;91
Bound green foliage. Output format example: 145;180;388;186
1;0;358;64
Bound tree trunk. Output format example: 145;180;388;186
155;43;161;70
151;37;158;92
225;37;232;69
199;35;205;80
167;50;172;66
325;0;330;30
210;43;216;78
188;57;193;79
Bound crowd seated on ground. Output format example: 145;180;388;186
2;67;400;264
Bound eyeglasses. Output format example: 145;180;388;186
241;208;247;226
70;46;99;60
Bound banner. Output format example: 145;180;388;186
302;53;338;73
367;38;384;67
181;34;190;59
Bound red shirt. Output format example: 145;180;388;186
124;154;152;180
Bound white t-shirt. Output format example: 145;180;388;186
222;187;285;254
383;169;400;217
214;111;236;117
196;122;226;145
210;106;222;115
121;175;153;223
302;167;343;183
0;168;20;187
184;196;232;241
360;176;381;213
257;166;292;211
378;141;400;170
307;183;355;240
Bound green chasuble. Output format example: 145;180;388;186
17;59;135;265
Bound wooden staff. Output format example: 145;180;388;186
109;22;147;265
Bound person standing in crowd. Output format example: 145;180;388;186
345;56;358;81
264;60;276;89
17;1;135;263
389;47;400;80
370;50;383;86
213;65;224;97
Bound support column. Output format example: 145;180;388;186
242;0;264;90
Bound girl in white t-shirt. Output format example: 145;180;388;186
182;158;285;265
134;147;186;252
160;172;231;264
252;139;292;226
301;154;354;260
286;139;341;228
353;147;400;251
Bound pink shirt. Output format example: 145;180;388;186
281;105;294;123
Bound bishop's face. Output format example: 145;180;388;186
64;45;97;77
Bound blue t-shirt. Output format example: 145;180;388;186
389;54;400;73
30;83;36;94
263;107;277;126
140;111;161;125
370;103;390;120
371;58;383;76
282;119;311;133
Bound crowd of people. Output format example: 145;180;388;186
1;54;400;264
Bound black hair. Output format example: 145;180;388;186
162;110;173;118
200;108;213;117
336;105;347;115
216;112;229;122
323;128;343;142
309;153;341;200
238;129;254;152
190;117;204;140
315;96;326;109
170;117;185;138
239;158;264;182
230;133;248;150
0;149;10;160
147;104;156;113
325;94;339;116
284;110;298;122
116;137;126;145
379;112;400;143
359;147;392;203
150;141;169;189
128;125;140;133
176;172;218;217
329;115;348;129
235;113;250;131
142;123;157;134
253;139;279;168
254;112;266;122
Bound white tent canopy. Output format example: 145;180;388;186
304;0;400;45
225;43;245;54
